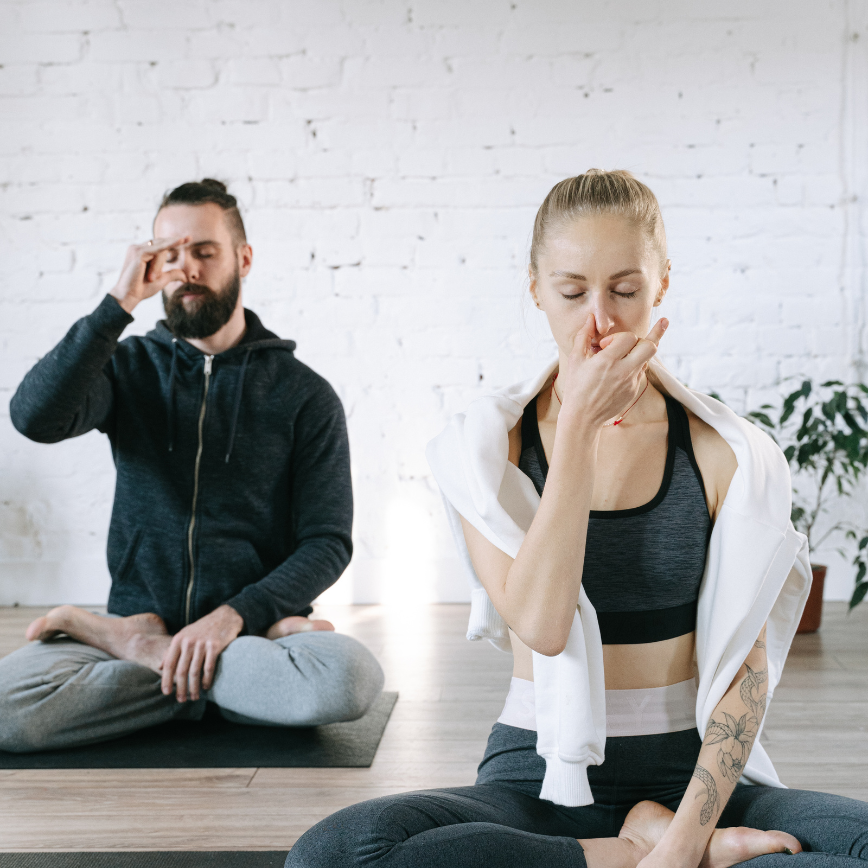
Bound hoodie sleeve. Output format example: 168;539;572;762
10;294;133;443
225;380;353;633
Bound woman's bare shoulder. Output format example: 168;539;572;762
508;418;522;467
685;407;738;519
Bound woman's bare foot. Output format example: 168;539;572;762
25;606;171;673
265;616;335;640
617;801;679;861
614;801;801;868
701;827;801;868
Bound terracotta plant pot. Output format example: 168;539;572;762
796;564;826;634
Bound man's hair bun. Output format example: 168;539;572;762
200;178;229;194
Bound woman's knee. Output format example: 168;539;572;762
286;800;384;868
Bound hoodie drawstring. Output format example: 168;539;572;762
167;338;179;452
225;348;252;463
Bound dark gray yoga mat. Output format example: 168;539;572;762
0;691;397;769
0;854;288;868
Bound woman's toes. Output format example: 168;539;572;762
703;827;803;868
765;831;802;855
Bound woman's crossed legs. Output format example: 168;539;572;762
285;783;845;868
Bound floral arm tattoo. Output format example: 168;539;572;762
690;626;769;827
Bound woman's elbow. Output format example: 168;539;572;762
512;620;570;657
533;637;568;657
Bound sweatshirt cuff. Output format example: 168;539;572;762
90;294;134;338
226;587;277;636
538;755;595;807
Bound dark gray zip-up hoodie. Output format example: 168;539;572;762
10;294;353;635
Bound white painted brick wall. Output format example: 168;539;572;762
1;0;867;607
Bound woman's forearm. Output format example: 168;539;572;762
651;626;769;867
504;413;601;655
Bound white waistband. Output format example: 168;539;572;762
497;676;697;737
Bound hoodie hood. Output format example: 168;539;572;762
149;308;297;358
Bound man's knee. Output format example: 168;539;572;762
0;640;122;753
296;632;385;723
0;661;57;753
214;631;385;727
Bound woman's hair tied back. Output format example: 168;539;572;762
530;169;667;274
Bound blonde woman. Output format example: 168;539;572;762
288;172;868;868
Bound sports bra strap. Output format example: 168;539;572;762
661;394;708;506
520;394;539;456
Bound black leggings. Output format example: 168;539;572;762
287;724;868;868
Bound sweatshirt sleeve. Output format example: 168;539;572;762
225;381;353;633
9;294;134;443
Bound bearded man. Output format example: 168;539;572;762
0;180;384;752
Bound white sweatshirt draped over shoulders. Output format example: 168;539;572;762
426;358;812;807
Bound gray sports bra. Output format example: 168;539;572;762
519;393;712;644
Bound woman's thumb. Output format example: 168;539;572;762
577;312;596;355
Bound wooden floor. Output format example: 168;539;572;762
0;601;865;852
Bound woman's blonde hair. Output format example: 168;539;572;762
529;169;667;274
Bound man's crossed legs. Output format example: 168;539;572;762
0;606;385;753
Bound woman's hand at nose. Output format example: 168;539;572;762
556;314;668;428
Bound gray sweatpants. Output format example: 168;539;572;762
0;629;385;753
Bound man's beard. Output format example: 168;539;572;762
163;268;241;340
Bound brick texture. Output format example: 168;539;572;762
1;0;867;606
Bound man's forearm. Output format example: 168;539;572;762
10;294;131;442
227;533;352;634
653;626;769;867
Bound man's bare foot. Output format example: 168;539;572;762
265;616;335;640
615;801;801;867
25;606;172;673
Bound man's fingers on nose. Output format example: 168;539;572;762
158;270;186;288
148;235;190;252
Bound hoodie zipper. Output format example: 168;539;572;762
184;354;214;625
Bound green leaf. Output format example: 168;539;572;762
749;412;775;428
849;581;868;610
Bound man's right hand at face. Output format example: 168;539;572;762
109;236;190;314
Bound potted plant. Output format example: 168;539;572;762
745;379;868;631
